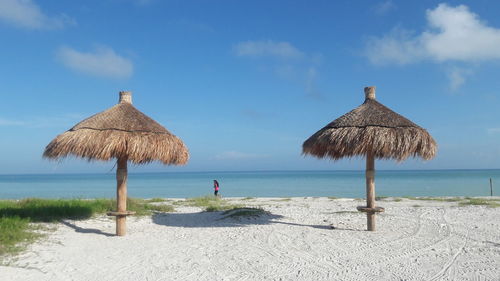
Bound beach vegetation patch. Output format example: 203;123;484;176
145;198;168;203
185;196;243;212
0;217;41;256
242;197;255;200
404;197;462;202
272;198;292;202
126;198;175;215
221;208;269;219
0;198;175;257
0;198;113;222
459;198;500;207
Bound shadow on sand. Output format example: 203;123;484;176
60;220;115;237
152;211;361;231
151;211;283;228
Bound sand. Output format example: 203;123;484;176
1;197;500;281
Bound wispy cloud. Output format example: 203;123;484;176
234;40;325;99
0;118;26;126
169;19;214;33
241;109;267;120
374;0;396;15
234;40;304;59
0;113;85;128
57;45;133;79
488;128;500;134
365;4;500;89
446;66;473;91
132;0;154;5
305;67;324;100
215;151;268;160
0;0;75;30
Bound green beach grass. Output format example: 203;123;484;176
0;198;175;257
403;196;500;207
184;196;243;212
220;207;268;219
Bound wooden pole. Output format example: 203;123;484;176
490;178;493;196
366;151;376;231
116;157;128;236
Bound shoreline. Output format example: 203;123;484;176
2;196;500;280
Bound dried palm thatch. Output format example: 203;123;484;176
303;87;436;161
302;86;437;231
43;91;189;236
43;92;189;165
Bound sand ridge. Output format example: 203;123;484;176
1;197;500;281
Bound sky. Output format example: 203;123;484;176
0;0;499;174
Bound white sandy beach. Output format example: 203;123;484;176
1;197;500;281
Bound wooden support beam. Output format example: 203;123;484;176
116;157;128;236
366;151;376;231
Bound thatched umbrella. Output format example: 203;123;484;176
303;86;436;231
44;91;189;236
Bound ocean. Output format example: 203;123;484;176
1;170;499;199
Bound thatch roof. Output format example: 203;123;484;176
303;87;436;161
44;91;189;165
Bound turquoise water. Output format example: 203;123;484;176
0;170;499;199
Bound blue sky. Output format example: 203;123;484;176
0;0;499;174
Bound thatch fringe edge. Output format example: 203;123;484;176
302;126;436;161
43;129;189;165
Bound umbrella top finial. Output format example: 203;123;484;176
119;91;132;104
364;86;376;100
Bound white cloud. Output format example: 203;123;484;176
423;4;500;62
234;40;304;59
57;46;133;79
367;4;500;64
0;0;74;30
215;151;267;160
365;4;500;89
488;128;500;134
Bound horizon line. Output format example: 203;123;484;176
1;168;500;176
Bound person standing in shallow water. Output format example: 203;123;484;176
213;180;220;197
